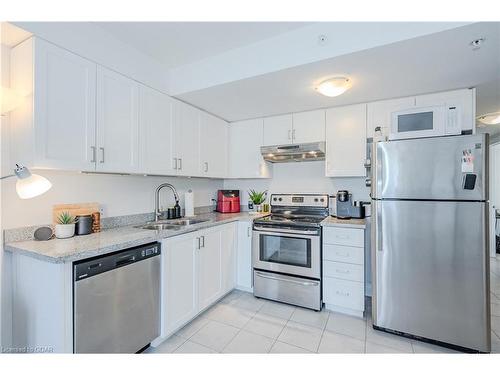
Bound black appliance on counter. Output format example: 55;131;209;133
336;190;365;219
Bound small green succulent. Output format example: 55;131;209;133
248;189;267;205
57;211;76;225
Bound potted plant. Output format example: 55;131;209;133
55;212;76;239
248;189;267;213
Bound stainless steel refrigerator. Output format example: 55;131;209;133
371;134;490;353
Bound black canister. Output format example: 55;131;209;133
174;201;181;219
75;215;93;235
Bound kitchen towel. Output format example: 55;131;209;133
184;189;194;217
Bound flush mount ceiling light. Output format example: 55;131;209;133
315;77;352;97
477;112;500;125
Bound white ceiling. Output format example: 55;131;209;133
176;22;500;126
94;22;312;68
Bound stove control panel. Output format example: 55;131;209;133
270;194;329;208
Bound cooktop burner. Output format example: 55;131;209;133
254;193;330;228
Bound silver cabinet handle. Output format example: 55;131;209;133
336;290;350;297
255;271;319;286
377;201;383;252
90;146;96;163
179;158;182;170
196;237;201;249
173;158;178;170
288;129;291;140
292;128;296;141
201;235;205;248
247;226;251;237
335;269;350;274
99;147;104;163
204;162;208;173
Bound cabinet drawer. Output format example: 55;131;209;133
323;261;364;282
323;244;364;265
323;227;364;247
323;277;364;311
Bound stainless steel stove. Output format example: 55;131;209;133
252;193;329;310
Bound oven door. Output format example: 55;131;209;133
252;225;321;279
389;105;447;140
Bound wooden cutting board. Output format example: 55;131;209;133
52;202;100;225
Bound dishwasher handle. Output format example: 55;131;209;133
74;242;160;281
115;254;136;267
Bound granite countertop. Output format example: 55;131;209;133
4;212;269;264
321;216;367;229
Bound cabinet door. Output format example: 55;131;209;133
325;104;367;177
161;234;197;336
139;86;175;175
228;119;272;178
172;100;200;176
292;110;325;143
366;97;415;138
220;223;237;294
236;221;253;291
33;38;97;171
199;112;228;178
96;66;139;173
197;228;223;311
415;89;475;133
263;114;293;146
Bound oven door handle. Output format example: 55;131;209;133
253;225;319;236
255;271;319;287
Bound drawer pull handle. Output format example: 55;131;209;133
335;234;349;239
336;291;350;297
335;252;349;257
336;269;350;274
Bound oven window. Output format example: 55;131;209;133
398;111;434;132
259;234;311;268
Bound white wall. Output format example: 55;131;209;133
1;43;11;348
224;161;370;205
13;22;170;94
1;170;223;229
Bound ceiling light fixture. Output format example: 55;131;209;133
315;77;352;97
477;112;500;125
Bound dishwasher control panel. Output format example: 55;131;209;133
74;242;161;281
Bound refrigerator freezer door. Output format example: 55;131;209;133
372;199;490;352
373;134;487;201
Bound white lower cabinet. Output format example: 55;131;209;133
236;221;253;292
157;223;237;342
322;226;365;317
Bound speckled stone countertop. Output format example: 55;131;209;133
321;216;366;229
4;212;268;264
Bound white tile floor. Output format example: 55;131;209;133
147;256;500;354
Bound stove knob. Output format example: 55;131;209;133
273;197;277;202
314;198;318;202
320;198;325;202
278;197;283;202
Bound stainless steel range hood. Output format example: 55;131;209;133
261;142;326;163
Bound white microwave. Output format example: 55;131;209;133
389;105;461;140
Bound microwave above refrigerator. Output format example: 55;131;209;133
389;104;461;140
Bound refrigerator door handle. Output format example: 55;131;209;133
377;202;383;252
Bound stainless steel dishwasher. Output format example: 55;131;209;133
73;243;161;353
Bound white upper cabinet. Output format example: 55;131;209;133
139;86;175;175
325;104;367;177
10;37;97;171
415;89;475;133
366;97;415;139
172;100;201;176
96;66;140;173
228;119;272;179
263;114;293;146
292;109;325;143
199;112;228;178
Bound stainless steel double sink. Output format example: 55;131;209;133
137;218;209;231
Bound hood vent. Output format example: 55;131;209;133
261;142;326;163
